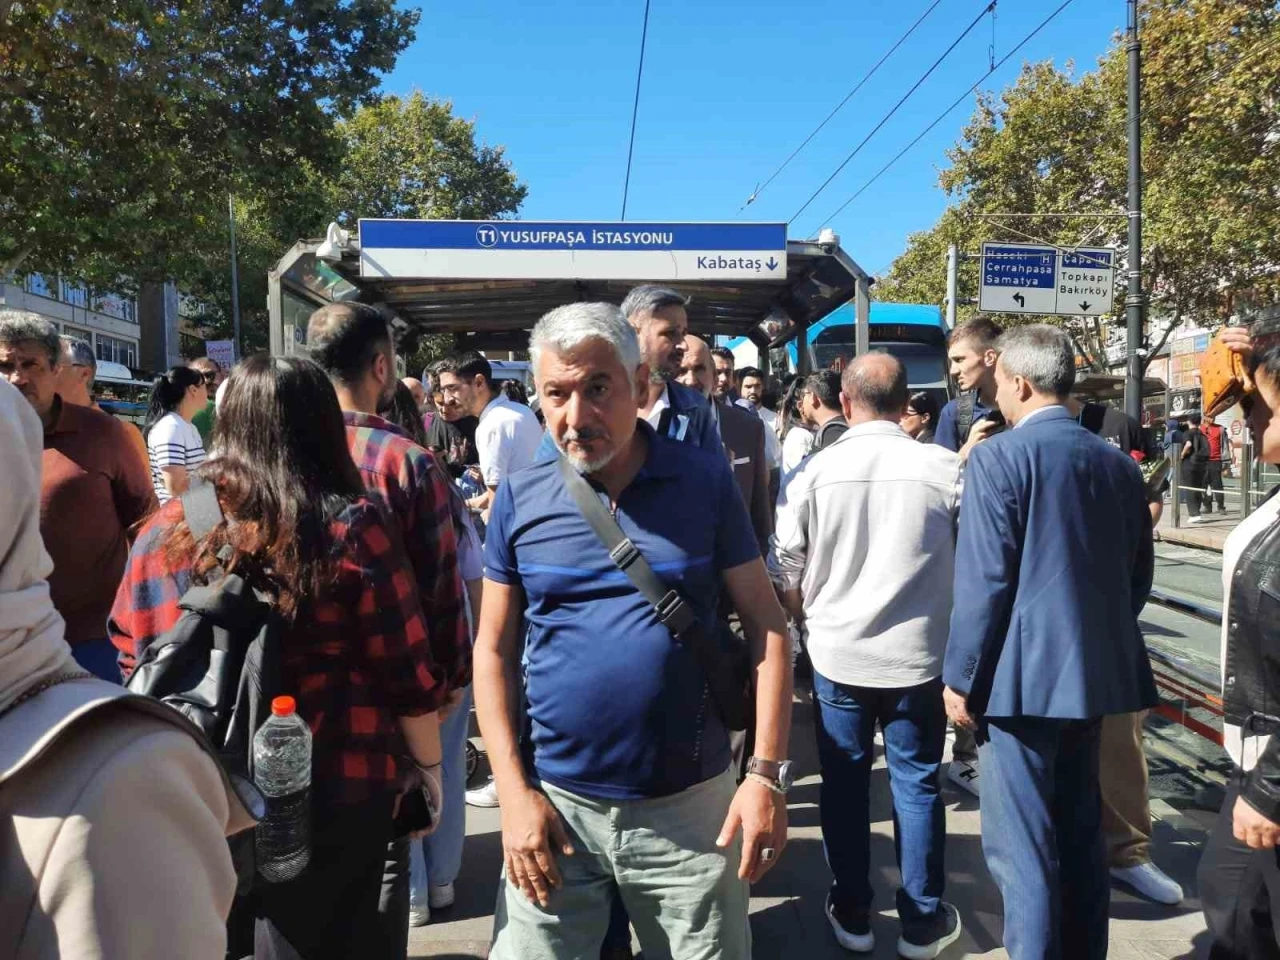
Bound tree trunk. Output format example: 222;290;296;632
1140;309;1182;379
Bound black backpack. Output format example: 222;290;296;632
954;391;977;447
1189;429;1211;464
125;481;281;888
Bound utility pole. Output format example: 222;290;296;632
945;243;959;329
228;193;243;360
1123;0;1145;422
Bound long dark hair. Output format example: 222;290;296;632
780;375;808;433
144;365;204;435
163;355;364;618
384;381;431;448
906;391;939;425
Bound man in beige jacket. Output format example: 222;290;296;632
0;378;252;960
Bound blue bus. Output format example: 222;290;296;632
786;302;951;406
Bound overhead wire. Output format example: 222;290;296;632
620;0;653;221
788;0;998;225
815;5;1280;232
738;0;946;212
813;0;1076;229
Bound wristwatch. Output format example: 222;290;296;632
746;757;794;793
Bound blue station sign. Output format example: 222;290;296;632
359;219;789;282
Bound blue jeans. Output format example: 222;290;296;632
811;671;946;929
979;717;1107;960
410;686;473;896
71;638;121;683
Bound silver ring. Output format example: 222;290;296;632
760;847;776;862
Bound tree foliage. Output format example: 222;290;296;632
0;0;418;286
180;92;528;360
330;92;528;225
876;0;1280;370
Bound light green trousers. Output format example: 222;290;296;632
489;767;751;960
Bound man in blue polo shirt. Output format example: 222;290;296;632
534;284;719;465
473;302;794;960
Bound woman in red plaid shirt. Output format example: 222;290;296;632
109;356;445;959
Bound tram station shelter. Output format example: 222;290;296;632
267;219;874;376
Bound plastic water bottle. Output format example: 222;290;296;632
252;695;312;882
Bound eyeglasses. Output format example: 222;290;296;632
199;372;218;385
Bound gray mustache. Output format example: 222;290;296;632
562;428;605;443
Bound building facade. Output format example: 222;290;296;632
0;273;142;368
0;274;207;376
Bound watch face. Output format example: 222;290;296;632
777;760;794;790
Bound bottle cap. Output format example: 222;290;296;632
271;695;297;717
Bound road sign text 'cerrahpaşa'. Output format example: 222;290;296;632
978;241;1116;317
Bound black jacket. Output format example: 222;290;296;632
1225;499;1280;820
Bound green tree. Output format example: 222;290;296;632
0;0;418;287
876;0;1280;371
332;92;527;371
181;92;528;360
330;92;528;225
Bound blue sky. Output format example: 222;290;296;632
382;0;1125;276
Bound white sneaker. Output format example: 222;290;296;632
1111;862;1184;905
1187;516;1204;525
465;778;501;808
428;882;455;910
408;898;430;927
948;759;980;797
825;894;875;953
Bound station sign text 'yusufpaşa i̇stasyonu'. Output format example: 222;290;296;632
977;241;1116;317
358;220;789;282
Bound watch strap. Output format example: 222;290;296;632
747;756;784;779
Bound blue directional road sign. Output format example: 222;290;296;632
359;220;788;282
978;241;1116;316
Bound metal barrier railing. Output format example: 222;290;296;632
1169;440;1253;528
1146;588;1224;745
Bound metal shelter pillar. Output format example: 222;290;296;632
855;275;872;357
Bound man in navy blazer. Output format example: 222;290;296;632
942;325;1158;960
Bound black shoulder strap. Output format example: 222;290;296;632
556;457;696;638
955;392;977;446
656;406;674;440
181;480;224;540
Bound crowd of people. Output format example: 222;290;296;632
1;294;1277;960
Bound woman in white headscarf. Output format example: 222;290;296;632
0;379;252;959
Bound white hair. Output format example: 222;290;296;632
619;285;689;323
529;302;641;379
996;324;1076;397
59;334;97;372
0;309;61;367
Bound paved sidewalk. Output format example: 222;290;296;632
409;691;1212;959
1158;511;1238;552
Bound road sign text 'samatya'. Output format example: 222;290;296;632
978;242;1116;317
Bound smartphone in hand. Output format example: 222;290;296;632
393;785;439;838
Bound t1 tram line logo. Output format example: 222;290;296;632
476;224;499;247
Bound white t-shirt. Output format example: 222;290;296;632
755;405;783;468
1222;493;1280;770
475;394;542;488
643;384;670;430
147;411;207;504
779;425;815;500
